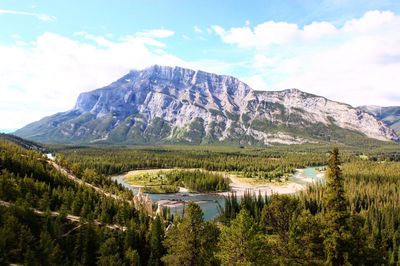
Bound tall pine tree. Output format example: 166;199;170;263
323;148;351;266
148;215;165;266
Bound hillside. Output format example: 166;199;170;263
0;135;155;265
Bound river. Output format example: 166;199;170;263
112;167;324;221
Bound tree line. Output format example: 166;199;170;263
55;146;331;181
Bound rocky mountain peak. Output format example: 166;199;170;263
15;65;399;145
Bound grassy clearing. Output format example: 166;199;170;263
125;168;190;186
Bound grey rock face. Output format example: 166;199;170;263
15;65;399;145
358;105;400;135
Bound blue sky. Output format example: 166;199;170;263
1;0;400;130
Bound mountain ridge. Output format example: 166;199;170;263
358;105;400;135
15;65;399;145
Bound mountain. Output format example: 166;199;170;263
358;105;400;135
15;65;399;145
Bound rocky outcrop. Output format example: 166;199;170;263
133;188;153;215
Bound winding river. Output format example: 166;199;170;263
112;167;324;221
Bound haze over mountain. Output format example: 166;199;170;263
15;65;399;145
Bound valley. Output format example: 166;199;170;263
3;1;400;265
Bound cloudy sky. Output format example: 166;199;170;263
1;0;400;130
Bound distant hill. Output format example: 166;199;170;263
0;133;49;153
0;129;17;134
15;65;399;145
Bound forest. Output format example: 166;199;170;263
1;135;400;265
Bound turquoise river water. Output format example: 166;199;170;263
112;167;323;221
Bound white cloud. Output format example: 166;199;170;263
213;21;301;48
213;9;400;50
212;25;256;47
74;31;113;47
254;21;299;46
0;32;184;129
343;10;395;33
128;36;167;48
0;9;56;22
218;10;400;107
137;29;175;38
303;21;337;40
242;75;268;91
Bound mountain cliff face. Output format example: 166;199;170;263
358;105;400;135
15;65;399;145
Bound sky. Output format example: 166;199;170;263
1;0;400;130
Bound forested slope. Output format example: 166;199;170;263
0;138;162;265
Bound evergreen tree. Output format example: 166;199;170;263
323;148;351;266
39;231;63;265
97;236;124;266
148;215;165;266
162;202;218;266
125;248;140;266
261;195;299;244
287;210;325;265
80;222;98;266
216;209;271;266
